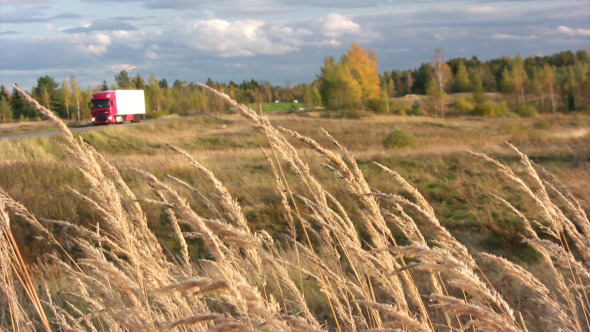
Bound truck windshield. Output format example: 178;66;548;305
91;99;110;109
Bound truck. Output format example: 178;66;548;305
90;90;146;125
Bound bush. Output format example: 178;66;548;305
383;129;418;149
473;102;498;117
496;103;518;117
388;99;412;115
407;102;426;116
342;108;364;119
366;98;386;113
534;119;552;129
453;96;475;113
514;105;538;117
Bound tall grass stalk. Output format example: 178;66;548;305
1;84;588;331
1;198;51;331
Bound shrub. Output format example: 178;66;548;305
407;102;426;116
342;108;363;119
496;103;518;117
366;98;385;113
534;119;552;129
383;129;418;149
473;102;498;116
514;105;538;117
388;99;412;115
453;96;475;113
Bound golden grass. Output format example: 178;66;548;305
1;85;588;331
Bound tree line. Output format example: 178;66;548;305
317;46;589;117
1;48;588;123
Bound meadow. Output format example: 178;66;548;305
1;86;589;331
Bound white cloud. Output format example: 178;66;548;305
81;33;112;55
111;64;137;72
556;25;590;37
317;13;361;39
1;0;52;3
458;6;504;15
145;50;158;59
491;33;538;41
266;24;312;47
183;18;297;57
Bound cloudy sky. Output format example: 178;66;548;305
1;0;589;89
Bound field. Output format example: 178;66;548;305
1;87;589;331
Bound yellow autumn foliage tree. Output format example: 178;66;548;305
343;43;382;110
319;43;382;111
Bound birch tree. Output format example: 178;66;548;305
61;78;71;120
70;74;82;122
430;49;453;118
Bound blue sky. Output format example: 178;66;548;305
1;0;589;90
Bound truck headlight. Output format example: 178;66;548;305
108;116;112;120
92;117;95;122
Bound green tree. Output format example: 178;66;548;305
381;70;396;113
392;70;403;96
41;88;51;112
511;54;527;106
383;77;395;113
147;74;165;116
574;61;589;109
33;75;61;117
541;65;558;114
115;70;131;89
562;66;578;110
302;83;320;108
405;70;414;94
471;71;487;105
0;85;11;121
0;94;12;122
500;66;515;96
0;85;10;101
11;85;33;120
61;78;71;120
430;49;453;118
453;60;471;92
70;74;83;122
318;56;362;110
426;79;448;117
311;84;322;107
132;73;146;89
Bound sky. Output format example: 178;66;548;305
1;0;589;90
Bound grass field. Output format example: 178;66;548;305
1;87;589;331
248;101;311;112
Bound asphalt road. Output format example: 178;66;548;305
0;121;148;141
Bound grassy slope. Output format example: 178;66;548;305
1;112;589;262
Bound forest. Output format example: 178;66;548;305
0;47;588;123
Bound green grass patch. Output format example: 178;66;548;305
248;102;309;113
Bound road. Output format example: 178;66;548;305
0;121;149;141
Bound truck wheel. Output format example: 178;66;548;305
133;115;141;123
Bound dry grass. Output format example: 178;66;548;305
0;84;588;331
